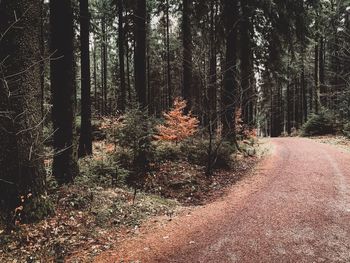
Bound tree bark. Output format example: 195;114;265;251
208;0;217;130
118;0;126;112
182;0;193;112
50;0;79;184
78;0;93;157
0;0;52;221
240;0;254;126
222;0;238;139
134;0;147;108
166;0;172;107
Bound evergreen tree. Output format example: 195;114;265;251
0;0;51;221
50;0;79;184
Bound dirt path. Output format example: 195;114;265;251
95;138;350;262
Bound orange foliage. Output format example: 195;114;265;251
155;98;199;142
235;108;257;139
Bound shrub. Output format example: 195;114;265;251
301;111;336;136
78;155;129;187
116;109;155;186
154;141;183;162
180;139;236;169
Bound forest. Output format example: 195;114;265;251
0;0;350;261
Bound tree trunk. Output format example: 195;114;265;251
0;0;52;221
78;0;93;157
222;0;238;139
166;0;172;107
208;0;217;130
182;0;193;112
118;0;126;112
93;38;98;109
314;42;320;114
40;0;46;120
301;50;307;124
240;0;254;126
134;0;147;108
50;0;79;184
102;18;108;114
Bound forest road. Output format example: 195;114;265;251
96;138;350;263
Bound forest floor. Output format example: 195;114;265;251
93;137;350;263
0;140;268;262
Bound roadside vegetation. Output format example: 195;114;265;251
0;100;264;262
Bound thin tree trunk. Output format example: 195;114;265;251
118;0;126;112
166;0;172;107
208;0;217;130
93;39;97;109
315;43;320;114
40;0;46;120
102;19;108;114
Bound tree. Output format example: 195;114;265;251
50;0;79;184
118;0;126;112
155;98;199;143
0;0;51;221
222;0;238;139
182;0;193;112
240;0;254;126
208;0;218;130
134;0;147;108
166;0;172;108
78;0;93;157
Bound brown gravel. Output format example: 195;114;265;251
95;138;350;263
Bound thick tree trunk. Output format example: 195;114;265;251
0;0;52;221
222;0;238;139
182;0;193;112
134;0;147;108
50;0;79;184
118;0;126;112
78;0;93;157
240;0;254;126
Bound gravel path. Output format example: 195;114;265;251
96;138;350;263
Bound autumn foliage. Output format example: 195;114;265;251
235;108;257;139
155;98;199;142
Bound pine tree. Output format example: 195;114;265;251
78;0;93;157
0;0;51;221
50;0;79;184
